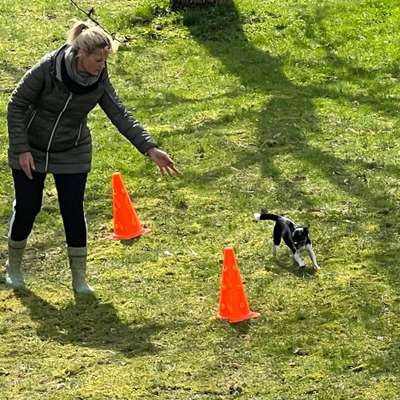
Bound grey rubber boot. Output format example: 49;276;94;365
5;239;27;289
67;246;94;295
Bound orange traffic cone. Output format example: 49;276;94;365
218;247;260;323
108;172;150;240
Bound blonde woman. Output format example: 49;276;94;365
6;20;179;294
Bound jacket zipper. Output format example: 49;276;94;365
45;93;73;172
75;122;83;146
27;110;37;130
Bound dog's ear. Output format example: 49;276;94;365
303;226;309;234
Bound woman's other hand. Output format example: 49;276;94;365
147;147;181;176
18;152;36;179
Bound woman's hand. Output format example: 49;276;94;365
18;152;36;179
147;147;180;176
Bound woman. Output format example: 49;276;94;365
6;20;179;294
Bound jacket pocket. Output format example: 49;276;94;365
27;111;51;151
26;110;37;131
74;122;83;146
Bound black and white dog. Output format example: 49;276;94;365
254;210;320;270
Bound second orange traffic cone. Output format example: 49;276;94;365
218;247;260;323
108;172;150;240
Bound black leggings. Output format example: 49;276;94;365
9;169;88;247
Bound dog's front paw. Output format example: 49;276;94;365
254;212;261;221
294;260;305;269
313;264;320;271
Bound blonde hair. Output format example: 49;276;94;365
67;20;117;54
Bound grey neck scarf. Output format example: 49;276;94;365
64;46;99;87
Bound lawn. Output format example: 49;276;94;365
1;0;400;399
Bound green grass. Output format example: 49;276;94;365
1;0;400;398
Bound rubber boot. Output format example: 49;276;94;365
5;239;27;289
67;247;94;295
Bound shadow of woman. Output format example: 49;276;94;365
15;289;162;357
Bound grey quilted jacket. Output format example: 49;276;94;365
7;45;157;173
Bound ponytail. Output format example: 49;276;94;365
66;19;117;54
67;20;92;43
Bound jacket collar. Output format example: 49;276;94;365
50;44;108;84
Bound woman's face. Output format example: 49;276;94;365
77;48;108;76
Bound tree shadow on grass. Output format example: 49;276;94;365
179;2;318;183
14;289;162;357
176;1;400;283
180;2;400;186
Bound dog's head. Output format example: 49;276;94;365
292;225;309;248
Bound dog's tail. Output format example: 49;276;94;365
254;210;280;222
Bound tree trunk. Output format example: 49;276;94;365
171;0;227;9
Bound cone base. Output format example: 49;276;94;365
107;228;151;240
218;311;260;324
217;312;230;321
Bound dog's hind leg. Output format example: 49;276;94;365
272;224;282;257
